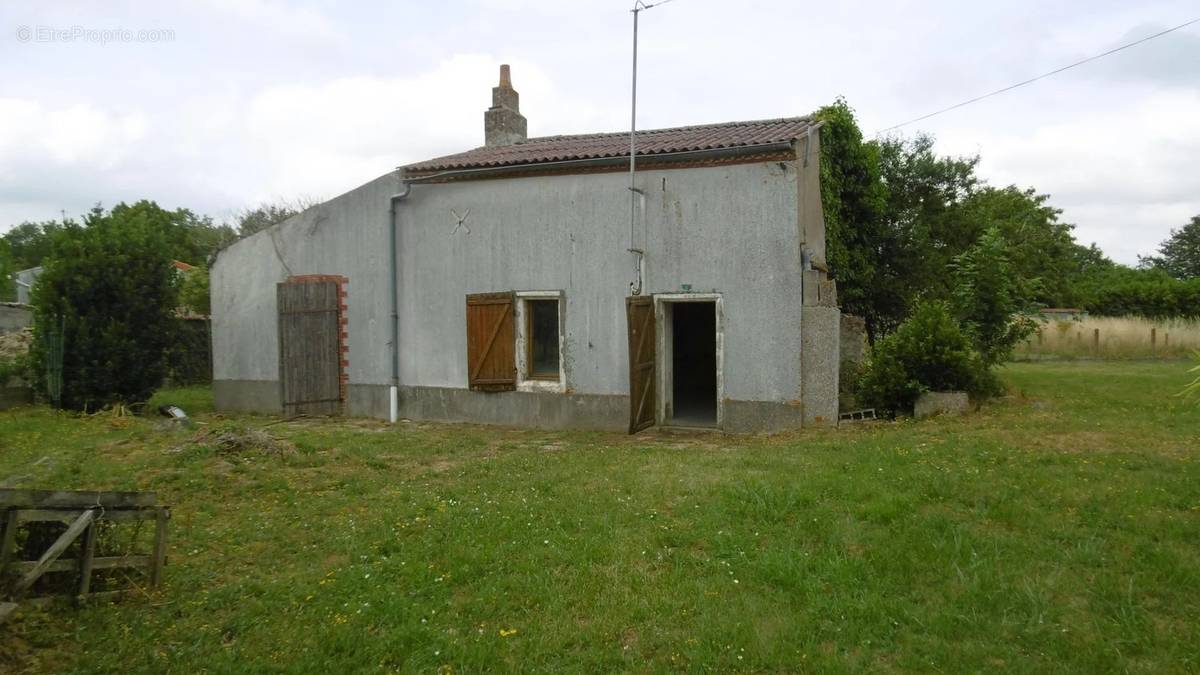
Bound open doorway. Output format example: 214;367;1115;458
658;296;721;428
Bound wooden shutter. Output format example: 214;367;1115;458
626;295;656;433
466;292;516;391
278;279;343;415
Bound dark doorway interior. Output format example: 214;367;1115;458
671;301;717;426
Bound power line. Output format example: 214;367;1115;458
876;17;1200;135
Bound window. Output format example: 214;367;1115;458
525;299;560;379
466;291;564;392
515;291;564;391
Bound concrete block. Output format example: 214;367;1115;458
914;391;969;419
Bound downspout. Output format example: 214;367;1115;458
388;171;412;424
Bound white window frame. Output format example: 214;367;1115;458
514;290;566;393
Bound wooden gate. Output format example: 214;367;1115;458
278;278;344;415
626;295;656;433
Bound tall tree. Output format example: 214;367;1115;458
1140;215;1200;280
0;238;14;302
950;227;1040;365
957;186;1081;306
234;197;318;238
3;220;67;270
30;203;179;410
875;134;980;316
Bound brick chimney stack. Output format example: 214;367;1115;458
484;64;527;147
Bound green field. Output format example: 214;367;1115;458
1;362;1198;673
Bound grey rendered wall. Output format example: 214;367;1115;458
211;172;399;413
212;157;836;430
395;160;804;407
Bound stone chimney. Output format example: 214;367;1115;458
484;64;527;147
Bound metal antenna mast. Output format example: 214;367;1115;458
628;0;674;295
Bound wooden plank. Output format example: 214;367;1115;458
150;508;169;588
77;522;97;596
0;509;18;574
11;555;152;575
0;489;156;509
12;509;96;594
14;507;159;524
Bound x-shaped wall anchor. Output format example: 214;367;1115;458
450;208;471;235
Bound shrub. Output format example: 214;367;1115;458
858;300;996;414
0;354;28;385
30;202;179;411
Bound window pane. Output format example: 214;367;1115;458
528;299;560;378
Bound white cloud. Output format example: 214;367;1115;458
935;89;1200;263
243;54;619;198
0;99;147;172
185;0;346;46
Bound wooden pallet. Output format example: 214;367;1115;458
0;489;169;620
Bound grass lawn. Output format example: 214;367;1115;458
1;361;1198;673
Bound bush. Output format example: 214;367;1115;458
30;202;180;411
858;300;997;415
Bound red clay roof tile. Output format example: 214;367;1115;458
404;116;814;174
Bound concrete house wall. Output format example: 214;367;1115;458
389;159;812;432
212;151;838;431
210;68;840;432
211;173;397;411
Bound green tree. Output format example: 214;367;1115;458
3;219;66;269
0;238;14;302
100;201;234;267
956;186;1085;307
235;197;317;238
873;133;980;322
950;227;1040;365
30;203;180;411
815;99;888;334
1140;215;1200;280
178;267;210;316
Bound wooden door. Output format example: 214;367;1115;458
278;279;342;415
626;295;656;433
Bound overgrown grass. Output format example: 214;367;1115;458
1017;315;1200;360
1;362;1198;672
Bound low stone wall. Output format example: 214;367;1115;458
915;391;969;419
0;303;32;334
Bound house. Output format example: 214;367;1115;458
13;267;41;306
211;65;841;433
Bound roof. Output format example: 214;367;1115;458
404;116;815;174
172;260;197;272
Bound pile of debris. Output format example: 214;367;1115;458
173;424;294;457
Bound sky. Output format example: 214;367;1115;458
1;0;1197;265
